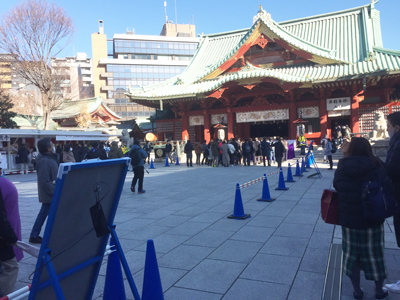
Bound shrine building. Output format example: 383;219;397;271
127;2;400;143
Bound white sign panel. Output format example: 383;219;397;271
189;115;204;126
211;114;227;125
326;97;351;111
236;109;289;123
56;136;109;141
0;135;10;142
328;110;351;117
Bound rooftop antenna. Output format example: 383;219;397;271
175;0;177;24
164;1;168;23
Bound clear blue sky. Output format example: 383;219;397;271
1;0;399;58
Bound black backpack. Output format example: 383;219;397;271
331;142;337;154
129;148;141;166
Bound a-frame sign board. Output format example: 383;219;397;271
29;158;141;300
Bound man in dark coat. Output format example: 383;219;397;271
29;138;59;244
17;144;29;174
201;140;208;165
73;143;84;162
86;142;107;160
242;139;251;166
165;140;173;164
260;137;271;167
211;139;220;167
184;140;194;167
272;137;286;168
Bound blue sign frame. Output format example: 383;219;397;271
29;158;140;300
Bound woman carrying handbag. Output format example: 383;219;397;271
333;137;391;299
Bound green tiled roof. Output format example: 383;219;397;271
128;1;400;101
51;97;121;120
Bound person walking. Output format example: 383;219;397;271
62;144;76;163
0;176;23;297
325;138;334;170
130;140;147;194
194;140;202;166
108;141;124;159
184;140;194;167
211;139;220;167
228;139;235;166
260;137;271;167
201;140;208;165
242;139;251;166
29;138;58;244
143;141;152;164
165;140;173;164
333;137;390;300
221;141;230;167
272;137;286;168
17;144;29;174
30;147;38;170
382;112;400;294
321;134;328;162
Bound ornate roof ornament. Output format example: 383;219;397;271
253;5;273;25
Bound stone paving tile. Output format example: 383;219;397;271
136;234;191;254
208;239;263;264
260;236;308;257
175;259;246;294
287;271;325;300
166;221;210;236
188;212;228;223
207;218;250;232
229;226;275;243
284;212;319;225
299;247;330;274
308;231;333;249
157;244;214;270
184;229;234;248
247;215;284;228
222;278;290;300
274;222;315;239
240;253;301;285
164;287;222;300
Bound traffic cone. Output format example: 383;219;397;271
285;163;296;182
257;174;275;202
176;156;180;165
142;239;164;300
227;184;251;219
293;160;303;177
306;155;312;169
165;157;170;167
301;157;307;173
150;159;156;169
103;237;126;300
275;168;289;190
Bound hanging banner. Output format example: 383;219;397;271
328;110;351;117
326;97;351;111
298;106;319;118
0;135;10;141
211;114;227;125
189;115;204;126
236;109;289;123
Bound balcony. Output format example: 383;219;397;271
100;85;113;91
100;72;113;78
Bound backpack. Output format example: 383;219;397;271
129;148;141;166
331;142;337;154
245;144;251;154
204;149;209;156
361;169;398;220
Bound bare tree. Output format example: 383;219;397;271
0;0;74;129
75;104;94;128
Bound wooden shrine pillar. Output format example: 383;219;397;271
181;112;189;140
351;86;360;134
289;100;297;139
203;111;211;143
320;98;328;137
227;108;234;140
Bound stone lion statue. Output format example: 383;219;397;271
121;129;133;148
372;111;387;139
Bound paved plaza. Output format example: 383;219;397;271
9;148;400;300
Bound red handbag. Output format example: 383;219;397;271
321;189;339;225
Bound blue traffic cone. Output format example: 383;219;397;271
228;184;251;219
103;237;126;300
142;239;164;300
301;157;307;173
306;155;312;169
165;157;170;167
257;174;275;202
293;160;303;177
150;159;156;169
176;156;180;165
275;168;289;190
285;163;296;182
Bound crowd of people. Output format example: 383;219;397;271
180;137;288;168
